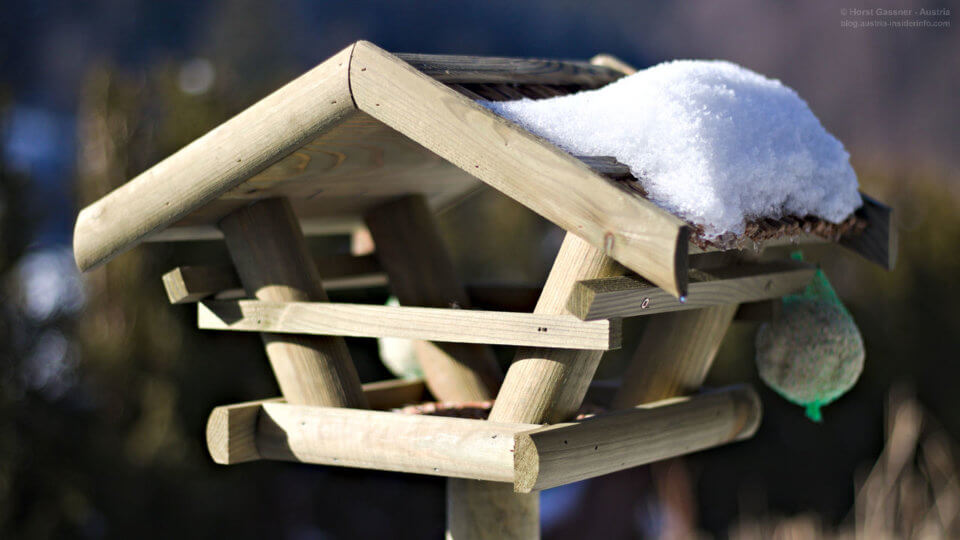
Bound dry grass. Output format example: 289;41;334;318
730;387;960;539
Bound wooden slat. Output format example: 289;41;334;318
396;53;623;86
514;385;761;492
351;41;690;298
74;45;357;271
205;385;760;492
365;194;502;401
198;300;621;351
162;254;383;304
360;377;426;410
568;260;815;320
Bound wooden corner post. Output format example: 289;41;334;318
447;233;624;539
365;194;502;401
219;197;367;408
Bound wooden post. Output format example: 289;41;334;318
447;233;623;539
613;305;738;407
219;197;367;408
365;194;502;401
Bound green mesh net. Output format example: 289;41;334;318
755;252;865;422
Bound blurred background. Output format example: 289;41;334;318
1;0;958;538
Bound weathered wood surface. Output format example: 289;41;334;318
351;41;690;297
365;194;501;401
205;377;424;464
514;385;761;492
396;53;623;86
568;260;815;320
613;304;740;408
210;401;528;479
205;385;760;492
74;45;358;271
162;254;382;304
219;198;367;408
447;234;625;540
198;300;620;351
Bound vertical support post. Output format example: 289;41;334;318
365;194;502;401
612;305;738;407
219;197;367;408
447;233;623;539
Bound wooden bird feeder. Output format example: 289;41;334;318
73;41;896;538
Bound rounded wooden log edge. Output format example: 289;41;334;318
512;385;763;493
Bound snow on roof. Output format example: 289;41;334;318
482;59;862;240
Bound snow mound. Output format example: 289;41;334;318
482;60;862;239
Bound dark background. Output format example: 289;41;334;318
1;1;958;538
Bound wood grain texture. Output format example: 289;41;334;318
350;41;690;297
613;304;740;408
205;378;424;464
205;384;760;492
161;254;382;304
396;53;623;86
365;194;502;401
198;300;620;351
446;234;624;540
514;385;761;492
74;45;357;271
568;260;815;320
258;403;530;481
219;198;367;408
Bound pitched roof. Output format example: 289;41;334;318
73;41;894;297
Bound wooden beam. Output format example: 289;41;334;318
360;377;426;410
73;44;357;272
396;53;623;86
198;300;621;351
568;260;815;320
350;41;690;298
447;233;627;539
205;385;760;491
219;198;367;408
514;386;761;492
205;378;424;465
161;254;383;304
216;402;528;477
365;194;502;402
613;304;740;407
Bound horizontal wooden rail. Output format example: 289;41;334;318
162;254;383;304
514;385;760;492
206;377;425;464
568;260;815;320
206;385;760;491
198;300;620;350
